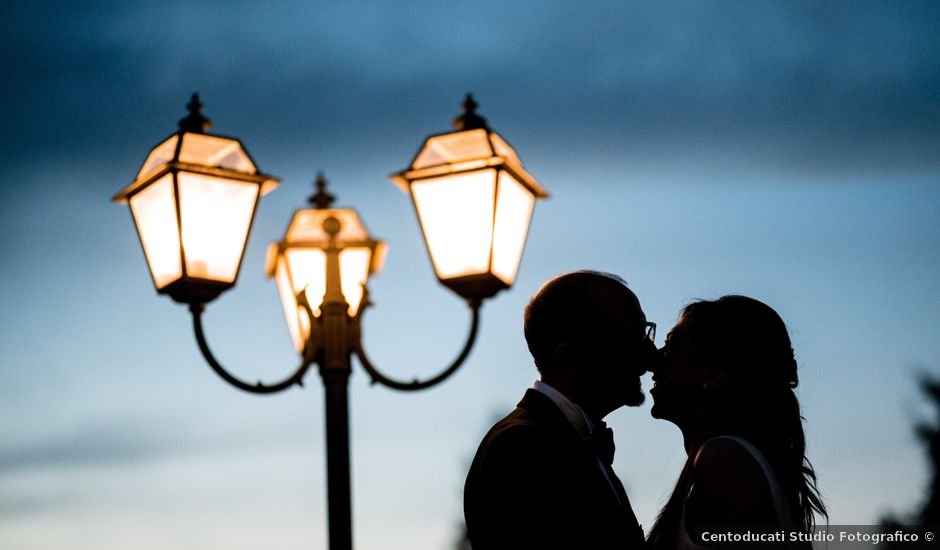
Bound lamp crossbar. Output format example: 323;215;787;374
353;297;482;391
189;302;313;394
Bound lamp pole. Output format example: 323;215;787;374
114;94;546;550
318;206;356;550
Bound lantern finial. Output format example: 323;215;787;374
178;93;212;133
453;93;488;131
309;171;336;209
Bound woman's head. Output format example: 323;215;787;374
650;295;825;530
650;295;798;425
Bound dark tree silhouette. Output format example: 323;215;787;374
913;376;940;526
880;375;940;542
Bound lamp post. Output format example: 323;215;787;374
114;93;547;550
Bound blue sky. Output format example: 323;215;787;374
2;2;939;549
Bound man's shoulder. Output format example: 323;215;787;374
474;392;577;461
478;407;542;450
484;390;566;435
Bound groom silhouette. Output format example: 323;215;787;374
464;271;654;550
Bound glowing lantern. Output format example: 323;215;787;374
391;94;548;300
113;94;279;304
265;174;386;352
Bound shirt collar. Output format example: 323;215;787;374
532;380;597;440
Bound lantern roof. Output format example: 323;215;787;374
411;128;518;170
112;94;279;203
265;203;387;278
288;208;371;243
391;95;548;199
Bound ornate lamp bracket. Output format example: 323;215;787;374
351;285;483;391
188;302;314;394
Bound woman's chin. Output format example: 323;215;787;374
649;387;672;420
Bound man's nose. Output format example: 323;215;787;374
643;343;663;375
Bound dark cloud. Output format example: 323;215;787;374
2;1;938;178
0;421;163;473
0;494;74;517
0;412;309;475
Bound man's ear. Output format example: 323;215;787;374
554;342;581;371
702;366;728;389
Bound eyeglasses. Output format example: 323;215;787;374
644;321;657;343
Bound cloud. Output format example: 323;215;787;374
2;1;938;177
0;420;164;473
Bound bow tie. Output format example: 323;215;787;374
589;422;616;466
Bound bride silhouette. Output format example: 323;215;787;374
647;295;827;549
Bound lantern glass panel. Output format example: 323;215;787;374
137;136;179;180
274;256;300;350
179;133;256;173
178;173;259;282
288;249;328;320
287;247;372;319
276;250;326;351
412;169;496;280
129;174;182;289
273;246;374;352
412;129;492;169
492;171;536;285
339;247;372;317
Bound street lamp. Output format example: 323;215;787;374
265;173;387;354
114;94;547;550
112;94;280;304
391;94;548;300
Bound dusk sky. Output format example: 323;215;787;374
2;2;939;549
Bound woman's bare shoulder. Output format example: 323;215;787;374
694;437;765;474
687;437;777;527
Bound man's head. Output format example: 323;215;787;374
524;271;654;419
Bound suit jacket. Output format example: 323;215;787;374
464;389;645;550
